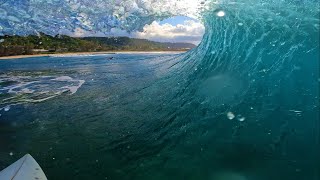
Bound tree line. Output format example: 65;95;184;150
0;33;196;57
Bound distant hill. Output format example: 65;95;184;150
0;33;196;57
82;37;196;51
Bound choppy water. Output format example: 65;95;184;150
1;0;320;180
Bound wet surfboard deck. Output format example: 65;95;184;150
0;154;47;180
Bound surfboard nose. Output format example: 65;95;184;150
0;154;47;180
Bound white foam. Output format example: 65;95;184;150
52;76;85;94
21;88;35;94
52;76;74;81
61;80;85;95
24;95;58;103
7;82;35;94
0;75;85;111
4;106;10;112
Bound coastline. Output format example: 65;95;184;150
0;51;187;60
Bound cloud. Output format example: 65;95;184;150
62;19;205;45
131;20;205;45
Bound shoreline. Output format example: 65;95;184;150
0;51;187;60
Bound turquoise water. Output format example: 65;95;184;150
1;0;320;179
0;51;318;180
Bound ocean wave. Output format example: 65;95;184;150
0;1;319;179
0;0;318;144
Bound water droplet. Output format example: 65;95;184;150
52;157;55;160
216;10;225;17
9;152;13;156
237;115;246;122
227;112;235;120
250;107;254;110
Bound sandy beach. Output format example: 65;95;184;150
0;51;186;60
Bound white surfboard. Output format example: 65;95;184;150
0;154;47;180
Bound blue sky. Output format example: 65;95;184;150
159;16;195;25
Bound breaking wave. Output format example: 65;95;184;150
0;0;319;179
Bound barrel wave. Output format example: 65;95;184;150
0;0;319;180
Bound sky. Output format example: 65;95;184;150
67;16;205;45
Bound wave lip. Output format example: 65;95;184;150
0;0;206;36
